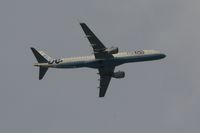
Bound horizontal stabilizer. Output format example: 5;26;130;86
38;51;53;62
39;67;48;80
30;47;48;63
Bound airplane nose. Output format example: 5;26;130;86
160;54;166;59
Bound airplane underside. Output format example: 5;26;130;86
56;53;165;69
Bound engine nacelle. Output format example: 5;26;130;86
112;71;125;79
106;47;119;54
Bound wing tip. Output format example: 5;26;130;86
79;22;86;27
99;95;105;98
99;88;106;98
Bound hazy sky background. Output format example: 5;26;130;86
1;0;200;133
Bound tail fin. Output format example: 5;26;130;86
30;47;51;80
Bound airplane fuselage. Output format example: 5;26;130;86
35;50;166;69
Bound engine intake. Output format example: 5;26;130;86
106;46;119;54
112;71;125;79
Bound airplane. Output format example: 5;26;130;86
31;23;166;97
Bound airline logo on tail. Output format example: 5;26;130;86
48;59;63;64
38;51;63;64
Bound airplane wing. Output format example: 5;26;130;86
80;23;113;59
80;23;115;97
98;67;115;97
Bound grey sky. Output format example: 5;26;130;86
1;0;200;133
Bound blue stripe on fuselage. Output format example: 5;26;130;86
55;54;165;69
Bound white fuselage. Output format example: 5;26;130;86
36;50;165;69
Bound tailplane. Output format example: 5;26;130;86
30;47;52;80
39;67;48;80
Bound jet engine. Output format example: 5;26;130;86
112;71;125;79
106;46;119;54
